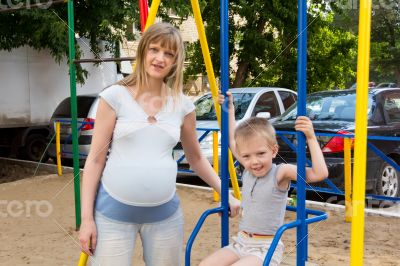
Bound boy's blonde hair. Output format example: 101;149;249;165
235;117;278;149
117;23;185;103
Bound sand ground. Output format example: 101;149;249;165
0;169;399;266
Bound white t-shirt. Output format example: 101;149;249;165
99;85;195;206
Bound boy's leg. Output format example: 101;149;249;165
140;208;184;266
231;256;263;266
90;212;138;266
199;248;240;266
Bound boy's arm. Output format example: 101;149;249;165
278;116;328;186
220;91;240;161
297;116;328;183
227;98;239;159
305;132;329;182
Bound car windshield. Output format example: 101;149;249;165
279;91;373;121
195;93;254;120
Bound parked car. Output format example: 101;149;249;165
48;87;297;168
48;94;99;166
349;82;376;89
376;82;398;88
173;87;297;169
272;88;400;197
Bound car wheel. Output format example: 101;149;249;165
376;162;400;198
20;134;49;162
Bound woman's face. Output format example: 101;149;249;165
144;41;176;81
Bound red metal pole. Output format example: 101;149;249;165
139;0;149;32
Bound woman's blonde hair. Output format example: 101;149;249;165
235;117;278;150
117;23;185;103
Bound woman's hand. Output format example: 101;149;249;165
79;219;97;256
228;193;241;218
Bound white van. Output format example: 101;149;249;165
0;39;131;161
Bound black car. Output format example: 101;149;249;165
273;88;400;198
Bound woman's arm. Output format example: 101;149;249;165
180;111;240;216
79;98;116;254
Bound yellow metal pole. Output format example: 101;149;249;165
190;0;221;122
351;0;372;265
213;131;220;201
144;0;160;31
344;138;352;222
228;151;241;200
190;0;241;200
55;122;62;176
77;252;88;266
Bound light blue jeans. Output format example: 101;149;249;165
90;208;184;266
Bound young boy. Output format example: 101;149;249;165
200;92;328;266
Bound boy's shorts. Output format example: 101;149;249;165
224;231;284;265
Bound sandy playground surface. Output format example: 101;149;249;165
0;164;399;266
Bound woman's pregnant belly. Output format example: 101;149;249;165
101;159;178;206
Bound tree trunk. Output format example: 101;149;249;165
232;61;250;88
232;17;267;88
395;68;400;87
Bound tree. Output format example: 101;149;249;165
370;0;400;85
0;0;138;83
333;0;400;86
184;0;357;92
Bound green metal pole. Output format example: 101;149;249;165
67;0;81;230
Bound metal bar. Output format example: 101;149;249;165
305;213;328;224
213;132;220;202
344;138;352;222
77;251;88;266
55;122;62;176
351;1;372;264
263;220;302;266
220;0;230;248
185;207;224;266
228;151;241;200
67;0;81;230
188;1;244;202
368;142;400;172
139;0;149;32
263;208;328;266
144;0;160;31
73;57;135;64
297;0;308;264
0;0;66;13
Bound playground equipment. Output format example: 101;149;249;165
73;0;375;265
4;0;379;265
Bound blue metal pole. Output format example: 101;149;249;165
185;207;224;266
220;0;229;247
297;0;308;265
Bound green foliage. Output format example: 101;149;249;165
370;0;400;85
184;0;357;92
333;0;400;86
0;0;138;83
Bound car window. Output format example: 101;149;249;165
52;96;97;118
280;91;373;121
383;93;400;123
195;93;255;120
251;91;280;117
278;91;297;110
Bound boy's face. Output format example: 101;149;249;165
237;135;278;178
